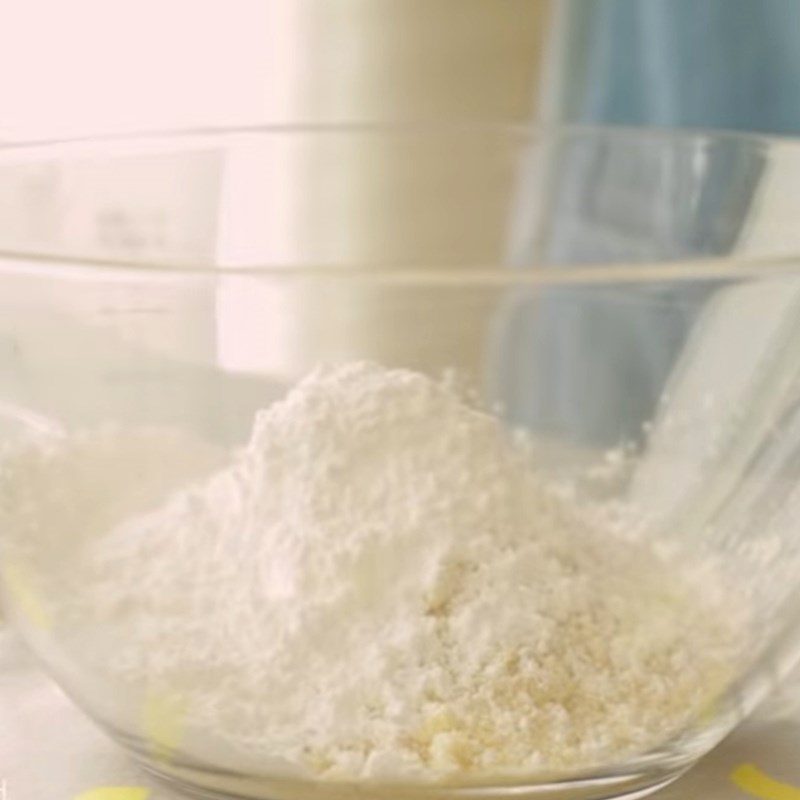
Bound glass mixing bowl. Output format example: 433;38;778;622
2;126;800;800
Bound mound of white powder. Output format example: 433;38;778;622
0;361;740;780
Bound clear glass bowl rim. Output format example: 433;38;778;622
0;122;799;283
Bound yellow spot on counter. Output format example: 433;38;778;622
1;561;52;631
73;788;150;800
142;688;187;763
732;763;800;800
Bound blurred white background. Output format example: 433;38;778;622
0;0;550;141
0;0;285;139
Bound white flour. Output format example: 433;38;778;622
1;362;740;780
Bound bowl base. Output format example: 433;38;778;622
134;751;690;800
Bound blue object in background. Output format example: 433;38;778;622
499;0;800;447
558;0;800;134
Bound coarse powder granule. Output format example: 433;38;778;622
0;361;741;780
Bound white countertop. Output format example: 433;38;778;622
3;626;800;800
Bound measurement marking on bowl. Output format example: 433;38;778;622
731;764;800;800
72;788;150;800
